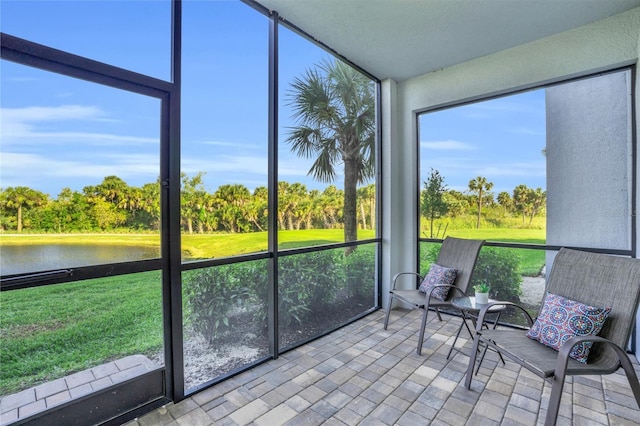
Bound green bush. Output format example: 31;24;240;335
472;247;522;302
421;244;522;302
278;250;342;327
343;248;376;303
182;266;252;344
182;249;376;342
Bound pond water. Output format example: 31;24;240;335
0;244;161;276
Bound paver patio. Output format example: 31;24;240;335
0;354;161;425
125;308;640;425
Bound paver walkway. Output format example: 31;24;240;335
126;309;640;425
0;354;160;424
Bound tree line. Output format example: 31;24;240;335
422;168;546;237
0;174;376;234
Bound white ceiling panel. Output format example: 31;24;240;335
256;0;640;81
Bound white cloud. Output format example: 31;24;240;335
2;105;104;122
0;152;160;194
199;139;256;148
475;161;546;177
508;126;546;136
182;155;267;176
1;105;156;146
421;140;476;150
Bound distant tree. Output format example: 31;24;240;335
214;184;251;233
91;198;126;230
0;186;48;232
246;186;268;232
513;184;530;226
357;184;376;230
287;183;310;230
443;190;468;218
181;172;207;234
468;176;494;229
37;187;89;232
93;175;129;206
286;59;375;251
319;185;344;229
292;186;315;231
307;189;323;229
497;191;513;216
277;181;294;231
421;169;449;238
526;187;546;226
140;182;161;230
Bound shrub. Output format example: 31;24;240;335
421;244;522;302
182;266;252;344
278;250;342;327
472;247;522;302
343;248;376;304
183;249;376;343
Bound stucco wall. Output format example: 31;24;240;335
546;71;632;251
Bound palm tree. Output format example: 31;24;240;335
140;182;161;230
286;59;375;248
246;186;268;232
497;191;512;217
0;186;47;232
513;184;530;226
356;184;376;230
181;172;206;234
468;176;494;229
214;184;251;233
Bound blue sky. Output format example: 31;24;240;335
420;90;547;196
1;0;546;199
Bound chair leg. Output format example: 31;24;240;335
434;307;443;321
618;352;640;408
417;308;429;356
464;333;482;389
545;372;566;426
383;293;394;330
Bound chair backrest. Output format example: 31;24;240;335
545;248;640;363
435;237;484;301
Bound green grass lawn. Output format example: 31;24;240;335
0;227;543;395
0;272;163;395
444;228;546;276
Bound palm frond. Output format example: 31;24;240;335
309;148;338;183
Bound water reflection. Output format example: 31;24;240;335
0;245;161;275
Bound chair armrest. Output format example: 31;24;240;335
391;272;423;291
555;335;628;377
476;301;534;332
422;283;462;301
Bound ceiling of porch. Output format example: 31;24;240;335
255;0;640;82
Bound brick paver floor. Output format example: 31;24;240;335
0;354;160;424
125;308;640;425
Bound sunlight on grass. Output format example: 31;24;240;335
0;273;164;395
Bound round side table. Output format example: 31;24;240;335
447;296;506;364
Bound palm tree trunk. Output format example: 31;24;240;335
344;158;358;252
476;190;483;229
17;205;23;232
369;197;375;230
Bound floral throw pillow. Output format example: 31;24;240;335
418;263;457;301
526;292;611;363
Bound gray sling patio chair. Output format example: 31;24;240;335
464;248;640;425
384;237;484;355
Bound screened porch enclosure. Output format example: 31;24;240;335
2;0;640;425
